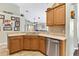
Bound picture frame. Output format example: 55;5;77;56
14;27;20;31
15;21;20;27
0;14;5;19
11;16;20;21
11;16;16;20
16;17;20;21
3;26;12;31
0;14;5;24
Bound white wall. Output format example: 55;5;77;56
16;3;53;23
0;3;53;46
77;4;79;43
0;4;20;46
0;3;20;15
66;3;78;56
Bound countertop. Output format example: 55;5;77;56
8;32;66;41
38;33;65;40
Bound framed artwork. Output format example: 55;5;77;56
0;14;5;24
3;20;12;31
11;16;16;21
11;16;20;21
3;26;12;31
16;17;20;21
11;16;20;31
0;14;5;19
14;27;20;31
15;21;20;27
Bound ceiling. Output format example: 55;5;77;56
15;3;54;23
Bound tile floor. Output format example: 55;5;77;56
10;51;45;56
0;48;44;56
0;45;44;56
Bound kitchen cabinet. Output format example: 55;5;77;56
59;40;66;56
46;9;54;26
8;35;65;56
30;36;39;50
8;35;46;54
53;4;65;25
23;35;39;50
8;36;23;54
46;4;66;26
23;36;31;50
39;36;46;54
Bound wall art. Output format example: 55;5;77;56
14;27;20;31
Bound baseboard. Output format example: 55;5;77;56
0;42;7;49
23;49;38;51
39;50;47;56
0;42;7;45
9;50;23;55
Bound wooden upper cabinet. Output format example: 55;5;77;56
46;4;66;26
53;4;65;25
46;9;54;26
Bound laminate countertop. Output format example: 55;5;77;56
8;32;66;41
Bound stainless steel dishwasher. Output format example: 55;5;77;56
46;38;59;56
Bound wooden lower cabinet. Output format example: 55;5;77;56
59;40;66;56
23;36;39;50
39;36;46;54
8;35;65;56
8;36;23;54
30;36;39;50
8;35;46;54
23;36;31;50
23;36;46;53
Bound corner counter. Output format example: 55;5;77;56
8;32;66;41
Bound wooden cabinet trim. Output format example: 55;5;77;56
59;40;66;56
46;9;54;26
46;3;65;12
53;4;65;25
46;4;66;26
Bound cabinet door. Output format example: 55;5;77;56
8;36;21;54
59;40;66;56
46;9;54;26
23;36;31;50
30;36;39;50
39;37;46;54
53;5;65;25
20;36;23;50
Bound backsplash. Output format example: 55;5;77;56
47;26;65;34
